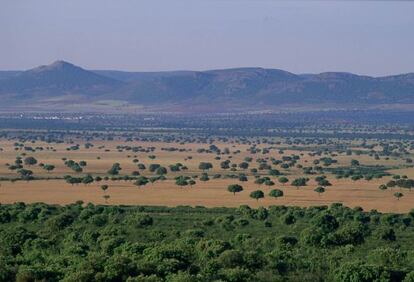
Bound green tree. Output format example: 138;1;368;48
278;177;289;185
238;162;249;170
101;184;109;193
269;169;281;176
291;178;308;189
379;184;387;191
137;163;146;170
227;184;243;196
376;227;396;241
334;262;390;282
82;174;94;185
403;272;414;282
24;157;37;166
220;160;230;169
175;176;189;187
149;164;161;172
108;163;121;175
314;186;325;196
156;166;167;175
134;176;149;187
200;173;210;182
42;164;55;173
250;190;264;201
17;169;33;180
269;189;284;199
254;178;265;187
394;192;403;200
351;159;360;166
199;162;213;171
238;174;248;182
71;164;83;173
65;176;81;186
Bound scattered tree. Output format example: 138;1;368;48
314;186;325;196
250;190;264;201
227;184;243;196
269;189;284;199
394;192;403;200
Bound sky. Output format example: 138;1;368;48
1;0;413;76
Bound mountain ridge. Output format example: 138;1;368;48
0;60;413;112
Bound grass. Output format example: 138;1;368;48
0;138;413;212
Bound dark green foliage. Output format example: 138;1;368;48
126;213;154;228
0;203;413;281
326;165;390;180
269;189;284;199
291;177;309;188
227;184;243;195
376;227;396;241
134;176;149;187
198;162;213;171
155;167;167;175
24;156;38;166
43;164;55;172
394;192;404;200
250;190;264;201
175;176;189;187
278;177;289;184
108;163;122;175
82;174;94;185
282;213;296;225
200;173;210;182
17;168;33;180
314;186;325;195
335;262;392;282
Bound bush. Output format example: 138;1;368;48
334;262;391;282
127;213;153;228
375;227;396;241
282;213;296;225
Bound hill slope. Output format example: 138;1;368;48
0;61;122;101
0;61;413;111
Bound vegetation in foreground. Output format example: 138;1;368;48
1;203;414;281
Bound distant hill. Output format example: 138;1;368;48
0;71;22;80
0;61;121;101
0;60;413;112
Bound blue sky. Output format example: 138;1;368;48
1;0;413;76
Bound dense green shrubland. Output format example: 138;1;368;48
0;203;414;281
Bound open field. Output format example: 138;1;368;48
1;135;413;212
0;120;413;282
1;178;413;213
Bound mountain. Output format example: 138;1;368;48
0;60;413;112
102;67;414;106
113;68;303;105
0;71;22;80
94;70;197;82
0;61;122;101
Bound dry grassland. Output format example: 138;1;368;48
0;140;413;212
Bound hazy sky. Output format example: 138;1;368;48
1;0;413;76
